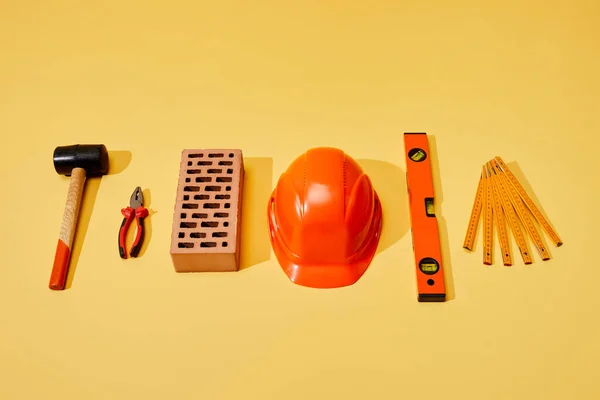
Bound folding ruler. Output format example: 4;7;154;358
404;132;446;302
463;156;562;265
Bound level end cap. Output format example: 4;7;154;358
418;293;446;302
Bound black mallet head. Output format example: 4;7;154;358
53;144;109;177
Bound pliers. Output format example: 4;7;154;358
119;187;148;259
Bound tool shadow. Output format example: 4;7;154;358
239;157;273;270
428;136;456;301
504;160;558;258
356;159;410;254
134;188;157;258
463;169;483;253
65;150;132;288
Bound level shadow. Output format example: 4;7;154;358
66;150;132;288
356;159;410;254
239;157;273;270
428;136;455;301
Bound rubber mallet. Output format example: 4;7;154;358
50;144;109;290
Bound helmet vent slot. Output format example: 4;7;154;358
303;155;307;189
343;157;347;188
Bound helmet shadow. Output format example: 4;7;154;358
356;159;409;254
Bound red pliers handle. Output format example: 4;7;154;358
119;206;149;258
119;186;149;259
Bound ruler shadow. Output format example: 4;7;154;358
504;161;555;260
428;136;456;301
505;161;559;236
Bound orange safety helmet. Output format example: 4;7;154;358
267;147;382;288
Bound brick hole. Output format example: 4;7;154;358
219;161;233;166
180;213;187;218
195;176;211;182
178;232;185;238
187;169;202;174
227;169;233;174
201;221;219;228
205;186;221;192
184;186;200;192
178;242;194;248
190;232;206;239
226;186;231;191
208;153;224;158
197;161;212;166
215;194;230;200
188;154;202;158
192;213;208;219
224;222;229;227
200;242;217;247
224;203;231;209
222;242;228;247
228;153;234;157
182;203;199;209
194;194;209;200
187;161;192;166
203;203;220;209
217;176;232;182
207;168;222;174
183;195;189;200
212;232;228;238
214;212;229;218
185;177;191;182
180;222;197;228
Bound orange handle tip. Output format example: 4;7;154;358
49;239;71;290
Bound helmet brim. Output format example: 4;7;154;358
268;194;383;289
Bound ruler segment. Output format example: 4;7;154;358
487;162;512;266
492;160;550;261
490;162;533;264
494;157;562;247
482;165;494;265
463;171;483;251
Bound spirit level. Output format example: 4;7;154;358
404;132;446;302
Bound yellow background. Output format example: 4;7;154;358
1;1;599;399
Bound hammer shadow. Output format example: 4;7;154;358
65;177;102;289
107;150;132;175
356;159;410;254
429;135;456;301
239;157;273;270
65;150;132;288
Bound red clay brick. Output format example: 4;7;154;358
170;149;244;272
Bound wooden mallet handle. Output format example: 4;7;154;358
49;167;86;290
